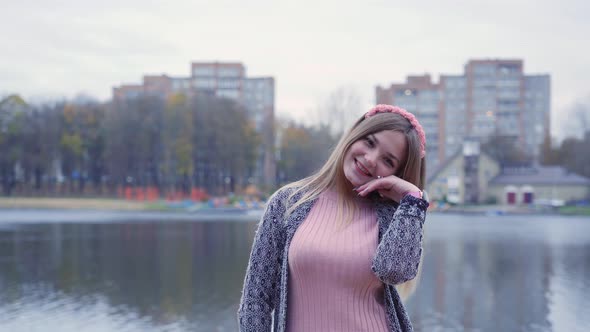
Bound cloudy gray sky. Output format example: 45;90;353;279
1;0;588;137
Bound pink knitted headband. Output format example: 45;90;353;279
364;104;426;158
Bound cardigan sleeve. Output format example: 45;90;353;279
371;194;429;285
238;189;288;332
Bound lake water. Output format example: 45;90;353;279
0;210;588;332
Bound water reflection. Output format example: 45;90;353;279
407;215;590;332
0;220;257;331
0;213;588;331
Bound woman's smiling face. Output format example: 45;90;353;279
342;130;408;188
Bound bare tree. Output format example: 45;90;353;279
317;86;363;137
562;94;590;139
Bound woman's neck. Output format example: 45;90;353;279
326;183;373;206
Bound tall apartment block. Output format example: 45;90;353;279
113;61;276;188
375;74;443;171
376;59;550;172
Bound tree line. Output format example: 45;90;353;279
481;130;590;180
541;131;590;179
3;89;587;198
0;93;337;197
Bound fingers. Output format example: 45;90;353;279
355;183;374;197
356;178;390;197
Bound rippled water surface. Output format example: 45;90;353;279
0;211;588;332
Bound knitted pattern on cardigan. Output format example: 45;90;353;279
238;187;429;332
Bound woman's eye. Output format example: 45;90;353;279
365;137;375;147
385;159;394;168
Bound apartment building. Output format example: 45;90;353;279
376;74;443;171
376;59;551;170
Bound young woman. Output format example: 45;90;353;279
238;104;429;332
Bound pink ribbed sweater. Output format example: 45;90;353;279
286;190;388;332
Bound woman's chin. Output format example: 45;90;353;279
344;167;371;188
346;176;367;188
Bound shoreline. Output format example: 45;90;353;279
1;197;588;217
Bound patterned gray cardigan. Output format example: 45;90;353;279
238;187;429;332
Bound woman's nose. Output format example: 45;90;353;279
365;153;377;168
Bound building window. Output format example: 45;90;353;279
216;89;240;100
194;78;215;89
193;66;215;76
218;79;240;89
218;67;242;78
499;64;520;75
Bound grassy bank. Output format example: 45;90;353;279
558;205;590;216
0;197;151;211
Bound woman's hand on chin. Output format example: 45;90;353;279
354;175;419;203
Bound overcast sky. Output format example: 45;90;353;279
1;0;588;138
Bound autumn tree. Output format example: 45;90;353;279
105;95;164;191
162;93;193;194
276;120;336;184
192;94;259;194
0;95;28;195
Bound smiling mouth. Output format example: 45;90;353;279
355;159;372;177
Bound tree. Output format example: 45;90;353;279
317;86;363;136
557;133;590;178
540;132;560;166
192;95;259;194
162;93;193;194
276;120;336;184
562;95;590;139
0;95;28;195
83;104;106;191
481;133;532;166
546;95;590;178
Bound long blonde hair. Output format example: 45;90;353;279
280;111;427;300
